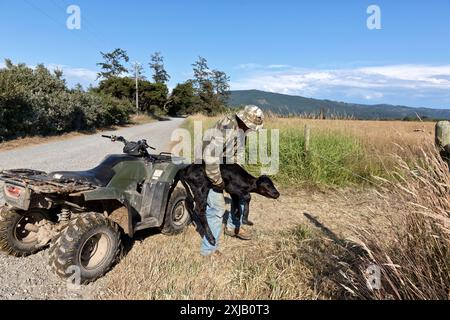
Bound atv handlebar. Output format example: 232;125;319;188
101;135;126;143
101;135;156;157
137;139;156;150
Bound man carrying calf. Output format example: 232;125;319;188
201;105;264;257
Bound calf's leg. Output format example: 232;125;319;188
241;193;252;225
226;194;254;228
191;187;216;246
226;194;243;230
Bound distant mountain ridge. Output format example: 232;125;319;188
228;90;450;120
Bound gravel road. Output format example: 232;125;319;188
0;118;185;300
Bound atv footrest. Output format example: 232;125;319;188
134;217;159;232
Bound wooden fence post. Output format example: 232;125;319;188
435;121;450;167
304;125;310;154
435;121;450;150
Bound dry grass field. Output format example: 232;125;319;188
266;116;435;157
87;115;448;300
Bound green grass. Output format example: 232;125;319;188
182;117;382;187
273;128;374;186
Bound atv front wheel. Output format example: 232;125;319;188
161;187;191;236
49;212;122;284
0;207;46;257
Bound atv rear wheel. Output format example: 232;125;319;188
161;186;191;236
49;212;122;284
0;207;46;257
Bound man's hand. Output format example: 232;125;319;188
212;181;225;193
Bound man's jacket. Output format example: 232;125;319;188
203;114;244;186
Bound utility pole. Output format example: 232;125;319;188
134;62;139;115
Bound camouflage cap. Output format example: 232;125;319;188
236;105;264;131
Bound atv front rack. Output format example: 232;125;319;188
0;169;96;194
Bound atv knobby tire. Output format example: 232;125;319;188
161;186;191;236
49;212;122;284
0;207;46;257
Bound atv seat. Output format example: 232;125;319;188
50;154;139;187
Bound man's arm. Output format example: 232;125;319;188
204;133;225;188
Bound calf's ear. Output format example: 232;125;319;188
257;175;268;182
258;175;274;184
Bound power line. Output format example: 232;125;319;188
22;0;104;52
49;0;111;47
23;0;66;28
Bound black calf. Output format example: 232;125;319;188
178;164;280;246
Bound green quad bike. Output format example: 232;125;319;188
0;135;190;283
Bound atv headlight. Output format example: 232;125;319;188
5;185;23;198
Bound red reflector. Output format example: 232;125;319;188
5;186;22;198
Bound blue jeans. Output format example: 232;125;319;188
200;190;245;256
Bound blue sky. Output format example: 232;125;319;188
1;0;450;108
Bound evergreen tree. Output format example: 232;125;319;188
192;56;210;89
167;80;201;116
97;48;129;79
191;56;230;115
150;52;170;84
211;69;230;105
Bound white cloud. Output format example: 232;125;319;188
364;92;384;100
47;64;98;87
0;61;98;88
63;67;97;82
267;64;290;69
235;63;291;70
358;65;450;84
235;63;262;70
231;64;450;107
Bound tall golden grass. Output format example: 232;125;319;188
210;147;450;300
339;147;450;299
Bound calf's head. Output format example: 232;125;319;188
255;175;280;199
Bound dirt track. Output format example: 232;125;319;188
0;118;185;300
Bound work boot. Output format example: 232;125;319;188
202;250;223;260
224;226;252;240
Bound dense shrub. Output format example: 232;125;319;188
94;77;168;115
0;61;133;140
